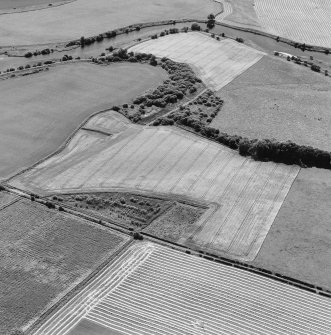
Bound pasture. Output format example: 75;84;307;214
10;112;299;261
34;242;331;335
0;62;166;179
254;0;331;48
212;55;331;151
0;0;221;45
253;168;331;290
0;198;129;334
129;32;265;91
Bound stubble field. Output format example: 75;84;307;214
0;0;221;45
254;0;331;48
0;62;166;179
10;112;299;261
212;55;331;150
129;32;265;91
34;242;331;335
0;198;129;334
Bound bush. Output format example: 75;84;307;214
24;52;33;58
191;23;201;31
236;37;244;43
311;64;321;72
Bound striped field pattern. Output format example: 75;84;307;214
129;32;265;91
254;0;331;47
34;242;331;335
214;0;233;21
10;113;299;261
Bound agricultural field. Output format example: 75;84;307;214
0;0;67;11
0;190;17;208
10;113;299;261
48;192;173;230
0;0;221;45
34;242;331;335
216;0;262;29
129;32;265;91
212;55;331;151
253;168;331;290
0;198;129;334
0;62;167;180
254;0;331;48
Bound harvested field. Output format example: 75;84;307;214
217;0;261;29
212;55;331;151
34;242;331;335
10;112;299;261
0;190;17;208
130;32;265;91
0;198;129;334
49;192;173;230
253;168;331;290
0;62;166;179
0;0;221;45
0;0;66;11
144;203;206;241
255;0;331;48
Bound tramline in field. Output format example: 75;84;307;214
129;32;265;91
34;242;331;335
10;112;299;261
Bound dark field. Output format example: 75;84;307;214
253;168;331;290
0;198;129;334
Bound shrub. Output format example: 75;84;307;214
24;52;33;58
311;64;321;72
191;23;201;31
236;37;244;43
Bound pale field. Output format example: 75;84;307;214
216;0;261;29
10;112;299;261
35;243;331;335
0;0;221;45
255;0;331;47
129;32;265;91
0;198;129;334
0;62;166;180
212;55;331;151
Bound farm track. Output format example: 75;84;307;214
43;243;331;335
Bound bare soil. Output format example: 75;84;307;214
0;62;166;180
252;168;331;290
212;55;331;150
0;198;129;334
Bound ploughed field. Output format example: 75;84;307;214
10;112;299;261
212;55;331;151
0;198;129;334
0;62;166;180
129;32;265;91
0;0;221;45
34;242;331;335
254;0;331;48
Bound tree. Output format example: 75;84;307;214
191;23;201;31
80;36;85;47
207;14;215;29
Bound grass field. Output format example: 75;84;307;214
34;242;331;335
0;0;221;45
0;198;129;334
0;0;66;11
0;62;166;180
129;32;265;91
255;0;331;48
212;55;331;151
253;168;331;290
10;112;299;261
